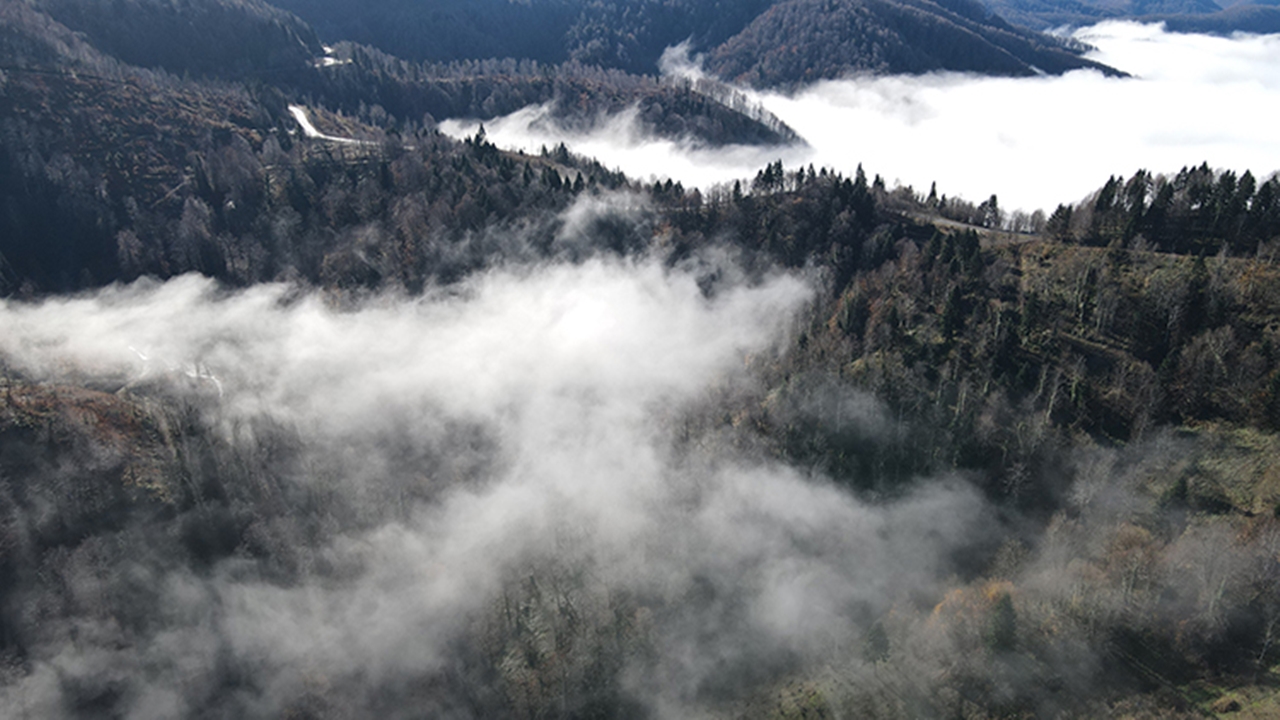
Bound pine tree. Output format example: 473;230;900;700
985;593;1016;652
862;620;890;664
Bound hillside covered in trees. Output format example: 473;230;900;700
0;0;803;294
980;0;1280;33
265;0;1116;84
702;0;1119;87
5;0;1280;719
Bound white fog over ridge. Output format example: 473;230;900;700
0;225;993;714
440;22;1280;213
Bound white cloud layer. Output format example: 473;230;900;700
441;22;1280;213
0;207;991;715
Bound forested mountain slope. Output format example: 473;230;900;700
268;0;776;74
0;0;799;293
263;0;1116;84
283;43;800;147
6;155;1280;717
981;0;1280;34
984;0;1218;28
1153;3;1280;33
0;1;631;294
20;0;798;147
703;0;1118;87
32;0;324;79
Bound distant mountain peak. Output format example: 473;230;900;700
702;0;1120;87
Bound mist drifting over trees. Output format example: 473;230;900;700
4;0;1280;717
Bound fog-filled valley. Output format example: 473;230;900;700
4;0;1280;718
444;21;1280;212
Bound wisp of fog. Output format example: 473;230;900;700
441;22;1280;213
0;199;991;717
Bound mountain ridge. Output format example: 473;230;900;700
981;0;1280;33
264;0;1119;84
704;0;1121;87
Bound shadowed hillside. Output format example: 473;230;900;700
263;0;1117;84
704;0;1120;86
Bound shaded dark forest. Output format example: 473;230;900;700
983;0;1280;35
702;0;1120;87
267;0;1113;83
0;0;795;295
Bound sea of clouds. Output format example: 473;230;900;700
440;21;1280;213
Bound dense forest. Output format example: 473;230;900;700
269;0;778;75
702;0;1120;87
982;0;1280;33
4;0;1280;718
1153;4;1280;34
0;0;799;295
266;0;1114;83
25;0;798;146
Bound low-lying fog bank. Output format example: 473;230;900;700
441;22;1280;213
0;215;997;716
